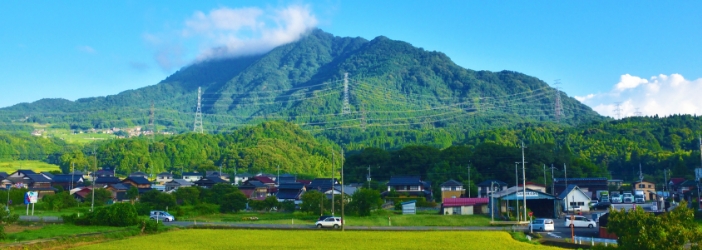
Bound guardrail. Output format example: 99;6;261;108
573;236;618;246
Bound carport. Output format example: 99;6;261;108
492;187;559;219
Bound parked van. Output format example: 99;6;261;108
529;218;555;232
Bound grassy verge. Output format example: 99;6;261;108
2;224;124;242
73;229;560;250
0;160;60;173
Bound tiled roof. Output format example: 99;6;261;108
129;172;147;177
182;172;201;177
443;198;489;207
123;176;151;185
109;183;130;190
388;176;422;186
26;174;51;183
554;177;607;181
50;174;83;183
440;179;463;187
308;178;337;191
95;177;122;184
252;176;275;184
157;172;173;177
279;183;305;190
167;179;192;186
276;189;302;200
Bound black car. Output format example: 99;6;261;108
592;201;612;210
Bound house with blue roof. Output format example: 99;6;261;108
382;176;433;201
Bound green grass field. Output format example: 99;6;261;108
43;128;116;144
74;230;559;250
3;224;124;242
0;160;60;173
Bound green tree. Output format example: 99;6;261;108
127;186;139;203
348;188;382;216
263;196;279;211
174;187;200;205
0;207;19;239
220;191;247;213
139;190;176;210
608;201;702;249
86;188;113;207
300;191;325;215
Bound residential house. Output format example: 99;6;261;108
72;187;93;202
122;176;152;189
182;172;203;182
95;169;116;178
251;176;276;188
240;180;268;200
165;179;193;192
440;179;465;199
307;178;339;193
233;173;253;185
477;180;508;198
518;182;547;193
40;172;55;180
129;172;148;178
156;172;173;185
51;174;84;191
324;184;358;199
633;181;656;201
277;174;297;185
193;176;227;189
554;178;608;198
0;172;8;180
558;184;591;212
275;183;306;203
26;174;54;198
256;173;277;182
205;171;230;182
94;177;122;187
382;176;432;201
106;183;131;202
441;198;490;215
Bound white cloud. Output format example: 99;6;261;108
146;4;318;70
579;74;702;118
77;45;96;54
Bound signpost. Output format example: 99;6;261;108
24;191;38;215
528;211;534;233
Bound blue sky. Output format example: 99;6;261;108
1;1;700;117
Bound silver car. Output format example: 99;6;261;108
149;210;175;222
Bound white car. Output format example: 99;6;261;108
149;210;175;222
529;218;555;232
316;216;343;228
565;215;596;228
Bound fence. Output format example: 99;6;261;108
573;236;618;246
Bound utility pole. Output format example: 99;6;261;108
521;141;527;222
554;80;563;123
91;147;96;212
467;164;471;197
551;164;555;196
367;165;371;189
564;163;568;215
331;159;334;216
70;162;74;190
341;148;345;231
638;163;643;182
543;164;547;193
515;162;519;221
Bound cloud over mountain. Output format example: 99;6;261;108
577;74;702;118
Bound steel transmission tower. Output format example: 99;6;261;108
149;101;155;134
360;104;366;131
554;80;563;123
193;87;204;133
342;73;351;115
613;102;622;120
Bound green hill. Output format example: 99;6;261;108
0;29;603;149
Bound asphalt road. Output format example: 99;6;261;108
530;218;599;239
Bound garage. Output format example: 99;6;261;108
490;186;559;219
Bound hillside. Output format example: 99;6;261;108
0;29;604;149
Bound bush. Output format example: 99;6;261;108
193;203;218;215
73;203;139;227
280;201;296;212
134;202;153;216
138;219;159;234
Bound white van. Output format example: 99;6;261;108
529;218;555;231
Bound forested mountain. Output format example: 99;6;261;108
0;29;602;149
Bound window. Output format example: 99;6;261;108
453;207;461;215
639;184;645;188
410;186;419;191
648;185;652;188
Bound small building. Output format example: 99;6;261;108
633;181;656;201
440;179;465;199
193;176;227;189
50;174;84;191
382;176;432;201
128;171;148;178
182;172;203;182
122;176;152;189
442;198;489;215
106;183;131;202
233;173;253;185
156;172;173;185
491;186;560;218
206;171;230;182
608;179;623;189
557;184;591;212
554;178;607;198
276;182;306;203
165;179;193;192
95;169;116;178
477;180;508;198
240;180;268;200
401;200;417;215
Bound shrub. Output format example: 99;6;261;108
193;203;218;215
73;203;139;227
138;219;159;234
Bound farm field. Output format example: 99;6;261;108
183;210;492;227
43;128;116;144
2;224;123;242
0;160;60;173
75;229;559;250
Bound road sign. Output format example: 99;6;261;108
528;211;533;217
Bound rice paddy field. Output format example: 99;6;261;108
0;160;60;173
74;230;559;250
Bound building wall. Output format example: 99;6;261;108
562;191;591;212
633;182;656;201
442;190;465;199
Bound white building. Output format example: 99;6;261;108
557;184;591;212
